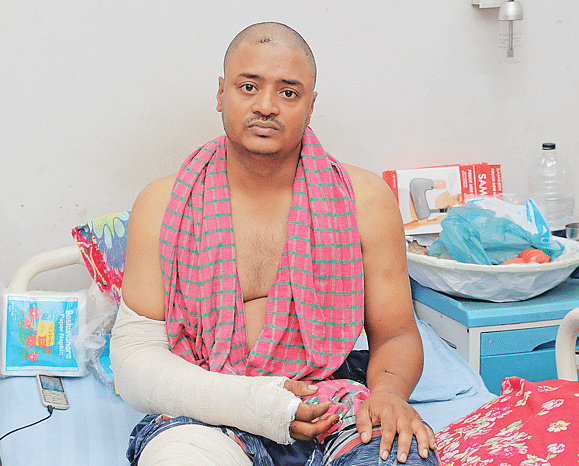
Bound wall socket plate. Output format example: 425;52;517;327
472;0;504;8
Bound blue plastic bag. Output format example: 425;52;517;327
429;203;565;265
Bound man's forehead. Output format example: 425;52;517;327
223;23;317;86
226;42;313;82
229;41;304;63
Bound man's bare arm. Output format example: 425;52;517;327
345;164;436;462
121;174;176;321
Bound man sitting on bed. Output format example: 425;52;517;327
111;22;437;466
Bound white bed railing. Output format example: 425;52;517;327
7;245;84;292
555;306;579;381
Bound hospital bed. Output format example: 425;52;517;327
1;212;577;465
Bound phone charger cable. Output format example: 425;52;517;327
0;405;54;441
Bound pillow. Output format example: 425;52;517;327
410;319;489;403
71;211;130;305
435;377;579;465
72;212;130;388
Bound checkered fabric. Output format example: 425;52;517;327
159;128;364;381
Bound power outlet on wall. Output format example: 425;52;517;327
472;0;504;8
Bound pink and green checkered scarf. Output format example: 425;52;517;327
160;128;364;382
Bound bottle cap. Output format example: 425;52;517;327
542;142;556;150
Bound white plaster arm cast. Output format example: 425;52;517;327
110;299;301;444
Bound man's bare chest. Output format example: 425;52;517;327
229;187;294;299
232;218;288;303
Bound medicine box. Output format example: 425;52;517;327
383;163;503;235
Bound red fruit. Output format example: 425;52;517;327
517;248;551;264
502;257;525;265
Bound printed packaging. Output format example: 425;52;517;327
383;163;503;235
1;291;87;376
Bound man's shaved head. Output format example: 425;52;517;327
224;22;317;86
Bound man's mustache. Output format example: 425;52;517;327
245;115;284;130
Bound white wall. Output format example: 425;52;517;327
1;0;578;290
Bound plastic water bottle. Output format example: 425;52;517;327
528;142;575;234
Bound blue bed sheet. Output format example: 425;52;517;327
0;319;494;465
0;375;143;465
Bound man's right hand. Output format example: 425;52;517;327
283;380;339;441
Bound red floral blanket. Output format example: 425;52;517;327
436;377;579;465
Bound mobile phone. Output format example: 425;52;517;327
36;374;69;410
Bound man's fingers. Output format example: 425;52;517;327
357;403;397;460
393;421;413;463
294;401;332;422
355;405;374;444
399;419;436;461
283;379;319;397
378;414;397;461
391;418;435;463
414;421;437;459
289;411;339;441
290;402;337;441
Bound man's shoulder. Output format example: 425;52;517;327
341;163;395;208
340;164;405;258
139;173;177;200
130;173;178;234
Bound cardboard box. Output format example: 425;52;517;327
383;163;502;235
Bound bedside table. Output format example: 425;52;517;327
411;277;579;395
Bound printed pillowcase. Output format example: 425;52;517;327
71;211;130;388
71;211;130;306
435;377;579;465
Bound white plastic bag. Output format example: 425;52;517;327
75;285;117;387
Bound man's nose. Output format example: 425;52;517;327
252;88;279;116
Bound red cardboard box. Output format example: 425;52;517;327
383;163;502;235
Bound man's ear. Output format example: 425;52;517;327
216;77;225;113
306;91;318;125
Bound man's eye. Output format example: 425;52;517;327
282;90;297;98
243;84;255;92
